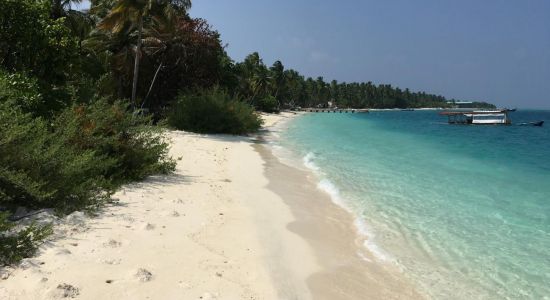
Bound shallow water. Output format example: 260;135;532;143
275;110;550;299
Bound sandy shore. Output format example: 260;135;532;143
0;112;422;299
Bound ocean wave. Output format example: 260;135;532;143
305;156;394;263
303;152;320;171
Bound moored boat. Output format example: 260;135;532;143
518;120;544;127
439;110;511;125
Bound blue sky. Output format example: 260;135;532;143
78;0;550;108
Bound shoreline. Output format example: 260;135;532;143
257;113;423;299
0;112;423;299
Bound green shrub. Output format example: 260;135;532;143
0;99;175;212
0;212;52;266
55;99;176;184
0;71;44;115
0;102;113;212
256;95;280;113
168;88;263;134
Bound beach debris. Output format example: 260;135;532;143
56;283;79;298
105;279;113;284
143;223;155;231
104;239;121;248
69;243;78;247
40;277;49;282
215;272;223;277
171;211;180;217
135;268;153;282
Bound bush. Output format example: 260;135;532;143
0;99;175;213
0;71;44;116
256;95;280;113
0;102;113;212
0;212;52;266
55;99;176;184
168;88;263;134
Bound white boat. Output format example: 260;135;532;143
440;110;511;125
465;111;510;124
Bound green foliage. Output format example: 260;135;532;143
0;0;78;84
54;99;176;184
256;95;279;113
0;71;44;115
0;212;53;266
225;52;494;109
0;99;175;213
168;88;263;135
0;102;113;212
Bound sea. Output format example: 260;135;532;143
271;110;550;299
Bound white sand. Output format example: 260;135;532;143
0;112;317;299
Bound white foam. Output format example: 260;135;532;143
315;176;394;263
273;135;395;264
354;218;394;263
303;152;320;171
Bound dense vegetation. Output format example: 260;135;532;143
168;88;262;134
220;52;496;110
0;0;494;265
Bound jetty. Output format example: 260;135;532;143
298;108;369;113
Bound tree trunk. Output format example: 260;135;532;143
131;15;143;111
141;62;163;110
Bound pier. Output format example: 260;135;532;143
298;108;369;114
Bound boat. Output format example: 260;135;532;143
518;120;544;127
504;108;517;112
439;110;512;125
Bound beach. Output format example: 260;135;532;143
0;112;421;300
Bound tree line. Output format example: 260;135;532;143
0;0;492;117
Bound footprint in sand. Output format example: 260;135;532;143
143;223;156;230
54;283;79;298
103;239;122;248
102;259;121;265
135;268;153;282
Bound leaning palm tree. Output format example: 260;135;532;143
98;0;191;109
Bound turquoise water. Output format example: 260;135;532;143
276;110;550;299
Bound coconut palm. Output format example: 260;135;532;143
250;66;271;103
98;0;191;109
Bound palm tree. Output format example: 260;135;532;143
51;0;84;19
250;67;271;103
270;60;285;100
98;0;191;109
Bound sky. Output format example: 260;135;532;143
77;0;550;108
